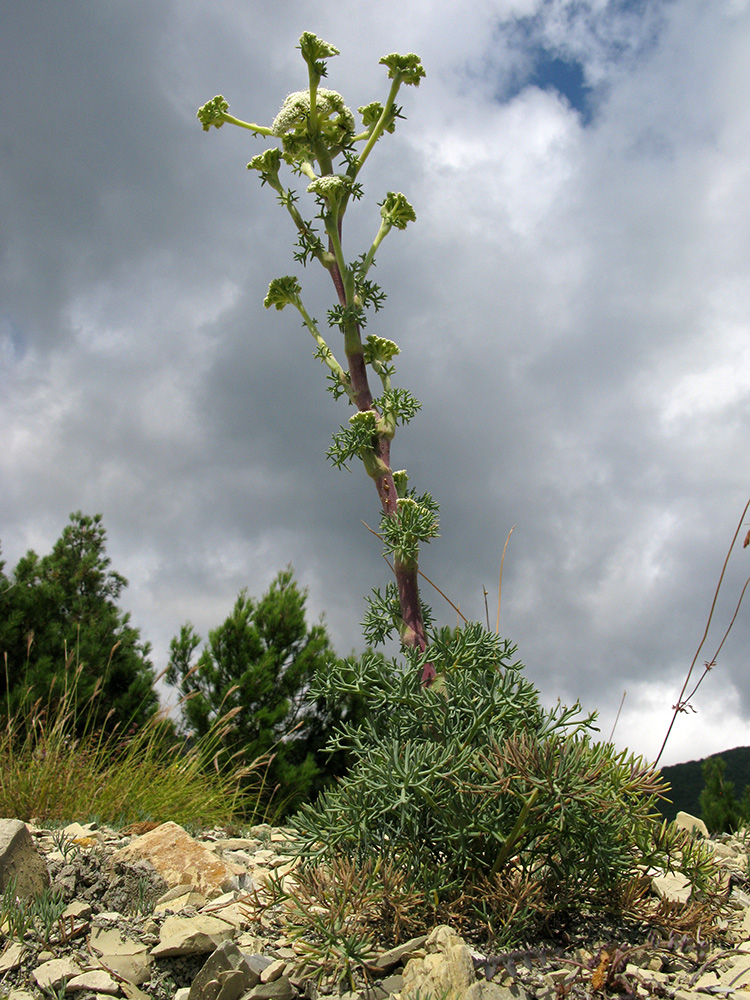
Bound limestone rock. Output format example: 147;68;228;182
188;940;263;1000
31;956;83;990
112;821;245;897
464;983;531;1000
90;925;154;985
245;979;297;1000
720;954;750;990
67;968;121;993
367;934;428;971
651;870;692;903
151;912;236;957
402;925;476;1000
675;811;709;838
0;941;27;973
0;818;50;898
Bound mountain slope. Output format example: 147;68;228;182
657;745;750;822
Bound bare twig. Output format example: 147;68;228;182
496;524;516;635
654;497;750;767
608;690;627;743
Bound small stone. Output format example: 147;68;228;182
463;984;530;1000
260;959;287;983
62;900;92;921
244;955;276;977
368;935;428;971
67;969;121;994
0;942;27;973
720;955;750;990
245;978;297;1000
189;940;262;1000
380;974;405;995
151;912;236;957
674;812;709;838
90;926;153;985
32;957;83;990
651;870;692;903
710;841;739;858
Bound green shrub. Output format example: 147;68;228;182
289;622;719;942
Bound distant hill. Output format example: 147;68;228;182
656;745;750;823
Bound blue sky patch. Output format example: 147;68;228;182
501;44;595;124
528;53;593;123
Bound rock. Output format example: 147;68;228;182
154;886;208;913
188;940;264;1000
709;840;738;858
244;954;276;978
31;956;83;991
151;912;237;957
402;925;476;1000
379;974;405;996
464;984;530;1000
66;969;121;993
62;821;107;845
90;925;154;985
367;934;428;971
651;870;692;903
0;941;28;973
720;954;750;990
245;978;297;1000
675;811;709;837
260;958;287;983
112;821;246;897
0;818;50;898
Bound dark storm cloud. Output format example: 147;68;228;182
2;0;749;765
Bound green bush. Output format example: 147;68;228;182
290;622;718;941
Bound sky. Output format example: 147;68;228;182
2;0;749;769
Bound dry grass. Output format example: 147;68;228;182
0;655;270;829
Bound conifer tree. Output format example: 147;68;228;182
166;567;364;814
0;512;159;732
700;756;743;833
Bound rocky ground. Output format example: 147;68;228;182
1;815;750;1000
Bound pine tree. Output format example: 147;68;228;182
166;567;364;815
0;512;159;733
699;756;743;834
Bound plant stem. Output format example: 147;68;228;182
327;255;431;678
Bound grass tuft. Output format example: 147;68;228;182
0;656;269;829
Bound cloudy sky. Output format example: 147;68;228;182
2;0;749;768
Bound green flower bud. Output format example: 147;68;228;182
348;409;378;437
379;53;426;87
264;276;301;311
197;95;230;131
392;470;409;497
307;174;351;205
248;148;282;176
298;32;340;65
380;192;416;230
363;335;400;365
